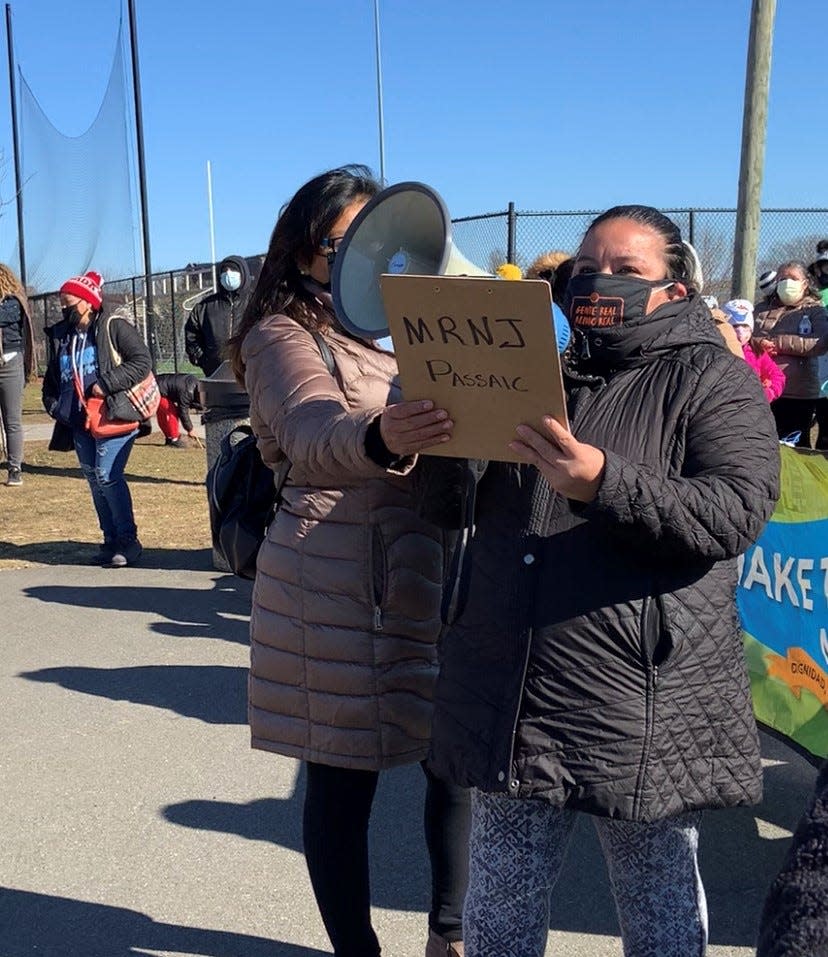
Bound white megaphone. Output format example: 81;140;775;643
331;181;489;339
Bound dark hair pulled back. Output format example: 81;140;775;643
582;205;698;291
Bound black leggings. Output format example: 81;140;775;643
771;396;817;448
303;761;470;957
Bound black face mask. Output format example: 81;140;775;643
62;305;81;325
567;272;675;328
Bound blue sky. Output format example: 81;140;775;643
0;0;823;284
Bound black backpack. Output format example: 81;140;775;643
206;331;336;579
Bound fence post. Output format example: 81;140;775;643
688;209;696;248
170;270;178;373
507;202;516;264
131;277;138;328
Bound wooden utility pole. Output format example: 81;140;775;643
732;0;776;300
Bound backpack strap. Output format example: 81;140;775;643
309;330;336;377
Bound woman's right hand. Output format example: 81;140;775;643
756;338;777;356
379;400;453;456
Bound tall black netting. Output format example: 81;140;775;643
17;17;140;294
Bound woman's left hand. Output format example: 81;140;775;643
509;416;605;503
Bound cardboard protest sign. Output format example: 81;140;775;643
379;274;567;462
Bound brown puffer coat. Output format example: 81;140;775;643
242;305;447;771
754;295;828;399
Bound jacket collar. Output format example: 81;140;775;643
568;294;724;375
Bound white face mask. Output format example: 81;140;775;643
220;269;242;292
776;278;806;306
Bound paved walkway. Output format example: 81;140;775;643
0;554;819;957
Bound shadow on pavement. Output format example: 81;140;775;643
23;573;251;643
19;664;247;724
0;541;216;571
164;762;433;916
22;461;203;486
159;747;816;945
0;886;328;957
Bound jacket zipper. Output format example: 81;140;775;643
505;625;534;794
371;527;386;632
633;665;658;819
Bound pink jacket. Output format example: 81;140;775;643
742;344;786;402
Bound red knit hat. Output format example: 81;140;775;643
60;271;104;310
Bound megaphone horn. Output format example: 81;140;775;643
331;181;489;339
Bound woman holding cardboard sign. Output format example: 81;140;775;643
423;206;781;956
227;166;468;957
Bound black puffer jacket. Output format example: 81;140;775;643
184;255;252;375
427;295;780;822
156;372;201;433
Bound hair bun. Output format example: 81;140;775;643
682;241;704;292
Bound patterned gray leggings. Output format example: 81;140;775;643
465;789;707;957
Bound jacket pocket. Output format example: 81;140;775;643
370;525;387;632
640;594;681;670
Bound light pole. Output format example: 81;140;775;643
373;0;386;184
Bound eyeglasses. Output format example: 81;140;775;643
320;235;346;255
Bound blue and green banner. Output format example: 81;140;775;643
738;447;828;760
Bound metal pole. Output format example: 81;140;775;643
126;0;156;366
169;270;178;372
207;160;217;290
5;5;26;287
373;0;386;184
507;202;516;265
688;209;696;248
732;0;776;300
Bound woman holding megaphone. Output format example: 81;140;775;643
227;166;468;957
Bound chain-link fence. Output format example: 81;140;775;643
25;208;827;374
453;207;828;308
28;264;226;377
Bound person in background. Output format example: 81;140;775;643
525;249;569;282
721;299;785;401
226;166;469;957
525;249;574;309
808;241;828;307
756;760;828;957
807;242;828;450
155;372;202;448
0;263;34;486
42;271;151;567
422;205;779;957
184;255;252;375
707;301;743;358
754;261;828;447
757;269;778;305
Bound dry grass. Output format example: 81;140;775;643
0;431;211;569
